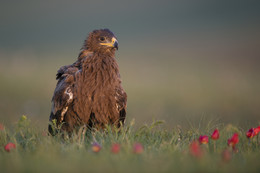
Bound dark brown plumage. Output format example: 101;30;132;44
48;29;127;135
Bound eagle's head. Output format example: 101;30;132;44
83;29;118;53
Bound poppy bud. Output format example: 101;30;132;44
4;143;16;152
211;129;220;140
228;133;239;148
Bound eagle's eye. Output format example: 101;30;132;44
99;37;105;41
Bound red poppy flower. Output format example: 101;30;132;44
133;143;144;154
211;129;220;140
111;143;120;154
199;135;209;144
254;126;260;136
228;133;239;148
190;141;203;158
246;128;255;138
4;143;16;152
92;142;101;153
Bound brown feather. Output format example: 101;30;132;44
48;29;127;135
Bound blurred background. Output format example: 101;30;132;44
0;0;259;129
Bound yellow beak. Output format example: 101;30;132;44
100;37;118;50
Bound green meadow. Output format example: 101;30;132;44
1;116;260;173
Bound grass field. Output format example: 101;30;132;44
1;116;260;173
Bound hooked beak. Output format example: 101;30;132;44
100;37;119;50
113;39;118;50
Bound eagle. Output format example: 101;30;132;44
48;29;127;135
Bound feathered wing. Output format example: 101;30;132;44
48;66;77;135
48;50;93;135
115;86;127;126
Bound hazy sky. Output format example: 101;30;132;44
1;0;259;52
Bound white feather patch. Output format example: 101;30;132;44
60;106;68;122
65;87;73;102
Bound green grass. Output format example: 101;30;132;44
1;116;260;173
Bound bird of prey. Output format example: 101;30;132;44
48;29;127;135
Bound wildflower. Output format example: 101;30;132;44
246;128;255;138
133;143;144;154
92;142;101;153
0;123;4;131
199;135;209;144
254;126;260;136
190;141;203;158
4;143;16;152
211;129;219;140
228;133;239;148
111;143;120;154
21;115;27;121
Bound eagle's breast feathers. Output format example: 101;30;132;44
49;29;127;135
